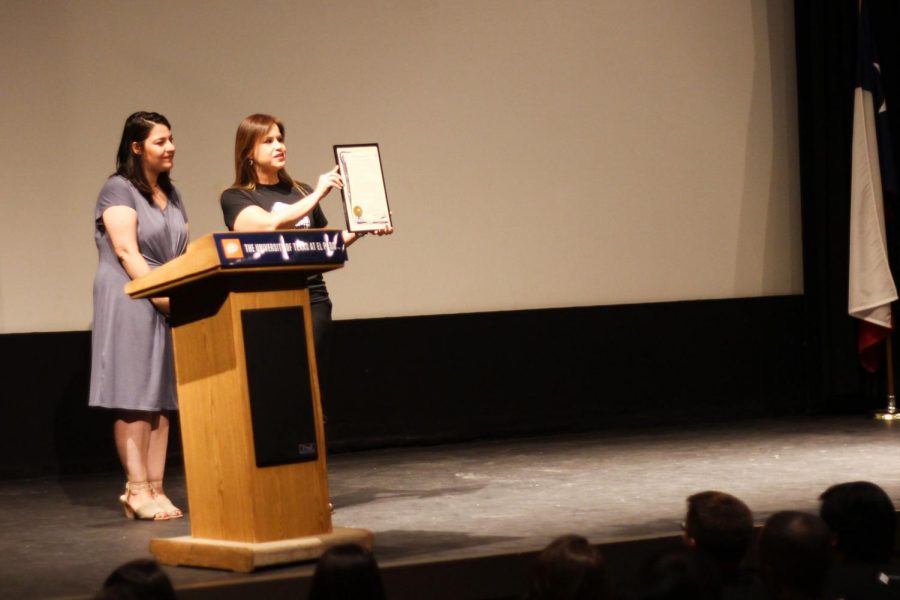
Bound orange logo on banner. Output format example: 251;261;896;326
221;238;244;259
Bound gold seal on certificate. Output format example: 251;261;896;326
333;144;393;233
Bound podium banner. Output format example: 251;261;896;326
214;230;347;268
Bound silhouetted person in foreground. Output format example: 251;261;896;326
758;511;831;600
524;534;610;600
819;481;900;600
94;587;140;600
308;543;387;600
637;545;722;600
94;558;176;600
683;491;766;600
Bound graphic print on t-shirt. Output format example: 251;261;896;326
272;201;311;229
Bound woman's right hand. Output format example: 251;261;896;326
313;165;343;198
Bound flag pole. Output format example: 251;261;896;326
874;336;898;420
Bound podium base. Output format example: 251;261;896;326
150;527;374;573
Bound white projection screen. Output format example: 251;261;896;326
0;0;801;334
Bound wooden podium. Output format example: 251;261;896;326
126;229;372;572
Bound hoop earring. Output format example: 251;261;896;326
248;158;254;165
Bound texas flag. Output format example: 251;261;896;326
848;0;899;372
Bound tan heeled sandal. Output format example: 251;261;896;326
119;481;169;521
149;481;183;519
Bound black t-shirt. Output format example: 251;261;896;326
220;182;330;303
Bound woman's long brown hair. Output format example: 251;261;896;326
231;113;299;190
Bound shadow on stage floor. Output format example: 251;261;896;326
3;415;900;599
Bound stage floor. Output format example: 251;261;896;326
3;416;900;599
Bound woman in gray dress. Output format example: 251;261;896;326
89;112;189;520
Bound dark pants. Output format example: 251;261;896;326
310;300;333;414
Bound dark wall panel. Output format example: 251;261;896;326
325;295;812;449
0;296;819;477
2;332;114;477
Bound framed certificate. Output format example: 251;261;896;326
333;143;393;233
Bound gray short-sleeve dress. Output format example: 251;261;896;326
89;175;189;411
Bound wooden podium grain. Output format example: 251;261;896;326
126;230;371;572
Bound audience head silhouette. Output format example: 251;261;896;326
819;480;896;564
95;559;176;600
525;534;609;600
637;545;721;600
758;511;831;600
683;490;754;575
308;543;386;600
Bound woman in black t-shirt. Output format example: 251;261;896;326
220;113;391;397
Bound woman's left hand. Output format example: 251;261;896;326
343;225;393;246
371;225;393;236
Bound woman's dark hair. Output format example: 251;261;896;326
101;558;176;600
819;481;896;564
525;534;610;600
114;111;174;199
231;113;299;191
308;543;386;600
